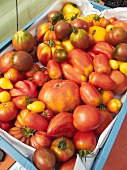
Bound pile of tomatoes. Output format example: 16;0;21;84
0;2;127;170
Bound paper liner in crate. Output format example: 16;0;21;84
0;0;127;169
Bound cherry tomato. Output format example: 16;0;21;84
101;90;114;106
107;98;123;114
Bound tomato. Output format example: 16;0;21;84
109;70;127;94
16;109;48;131
47;59;62;79
0;101;18;121
119;62;127;76
47;112;77;138
95;109;113;135
99;17;110;28
33;147;56;170
106;24;114;32
109;59;119;70
38;79;81;113
41;108;54;122
109;17;117;23
33;71;49;86
50;137;75;162
73;105;101;132
70;18;89;32
80;82;102;107
0;77;13;90
73;131;96;152
70;28;89;50
59;155;76;170
0;91;11;103
62;39;74;53
113;43;127;62
10;80;38;98
12;30;35;52
52;49;67;62
93;53;111;74
107;98;123;114
0;51;15;74
89;72;116;91
112;20;127;31
4;68;24;84
62;3;81;16
101;90;114;106
0;121;13;132
47;10;64;25
27;101;45;113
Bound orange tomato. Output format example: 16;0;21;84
101;90;114;106
107;98;123;114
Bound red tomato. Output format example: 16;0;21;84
50;137;75;162
0;121;13;132
107;98;123;114
73;105;101;132
41;108;54;122
95;110;113;135
16;109;48;131
80;82;102;107
73;131;96;152
33;71;49;86
0;101;18;121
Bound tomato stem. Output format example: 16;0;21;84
22;126;36;138
79;150;95;162
57;137;67;150
72;26;78;34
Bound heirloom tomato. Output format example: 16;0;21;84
109;70;127;94
113;43;127;62
101;90;114;106
37;39;63;66
70;28;89;50
47;59;62;79
47;112;77;138
70;18;89;32
0;51;15;74
16;109;48;131
73;105;101;132
33;71;49;86
27;101;45;113
38;79;81;113
73;131;96;152
0;91;11;103
12;30;35;52
0;101;18;121
62;39;74;53
119;62;127;76
112;20;127;31
95;109;113;135
62;3;81;16
50;137;75;162
0;77;13;90
80;82;102;107
4;68;24;84
41;108;54;122
52;49;67;62
0;120;13;132
33;147;56;170
43;26;58;42
107;98;123;114
47;10;64;25
10;80;38;98
89;72;116;91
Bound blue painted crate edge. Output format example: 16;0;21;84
92;94;127;170
89;0;110;11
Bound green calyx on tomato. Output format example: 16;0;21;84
22;126;35;138
57;137;67;150
79;150;94;162
44;39;56;47
51;12;64;25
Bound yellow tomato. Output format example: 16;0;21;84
64;13;79;23
62;3;81;16
89;26;106;42
27;101;45;112
119;62;127;76
0;78;13;89
0;91;11;102
109;60;119;70
106;24;114;32
107;98;123;114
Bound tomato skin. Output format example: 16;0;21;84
16;109;48;131
38;79;81;113
73;105;101;132
101;90;114;106
73;131;96;151
0;101;18;121
47;112;77;139
80;82;102;107
59;155;76;170
0;121;13;132
41;108;54;122
93;53;111;74
50;137;75;162
89;72;116;91
62;3;80;16
30;131;52;149
33;71;49;86
47;59;62;79
33;147;56;170
95;110;113;135
107;99;123;114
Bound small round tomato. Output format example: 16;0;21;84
107;98;123;114
41;108;54;121
50;137;75;162
52;49;67;62
62;3;80;16
0;91;11;103
109;59;119;70
101;90;114;106
0;121;13;132
73;131;96;152
109;17;117;23
73;105;101;132
106;24;114;32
